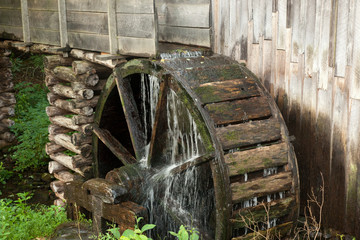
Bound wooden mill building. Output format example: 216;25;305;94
0;0;359;238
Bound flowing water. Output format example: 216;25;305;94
139;74;214;238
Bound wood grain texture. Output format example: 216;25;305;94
231;171;292;203
193;78;260;104
225;142;288;176
205;96;272;125
216;118;281;150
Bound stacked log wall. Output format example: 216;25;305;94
0;49;15;149
212;0;360;236
44;55;112;206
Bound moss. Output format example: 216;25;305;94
224;131;239;141
194;86;222;103
262;158;274;168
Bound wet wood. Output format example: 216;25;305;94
71;132;92;146
45;142;66;155
231;196;295;229
114;73;145;160
53;133;92;157
148;80;169;168
169;154;214;175
231;171;293;203
193;78;260;105
82;178;127;204
176;65;248;88
216;118;282;151
101;201;148;234
44;55;74;70
206;96;272;125
48;161;67;174
225;143;288;176
92;124;136;165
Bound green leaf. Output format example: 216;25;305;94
122;229;135;238
140;224;156;233
108;227;121;239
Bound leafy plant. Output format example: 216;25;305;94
98;217;155;240
169;225;199;240
10;82;50;171
10;53;24;73
0;162;13;195
0;192;69;240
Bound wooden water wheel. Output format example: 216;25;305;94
62;54;299;240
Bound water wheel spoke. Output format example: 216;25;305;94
92;124;137;165
148;78;170;168
169;154;214;175
115;75;146;160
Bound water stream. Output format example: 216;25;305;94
139;75;214;237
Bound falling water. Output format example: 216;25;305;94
139;77;214;238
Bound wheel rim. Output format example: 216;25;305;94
92;59;222;238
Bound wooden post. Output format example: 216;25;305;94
58;0;69;57
20;0;30;43
108;0;118;54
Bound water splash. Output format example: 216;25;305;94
263;167;278;177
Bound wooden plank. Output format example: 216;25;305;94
114;71;146;160
116;13;155;38
117;37;156;57
345;99;360;232
264;0;272;40
216;118;282;151
116;0;154;14
231;171;292;203
68;32;109;52
349;0;360;99
58;0;68;49
239;0;248;60
66;12;108;35
108;0;117;54
92;124;137;165
318;0;332;89
27;0;58;10
290;0;305;63
304;0;316;75
29;28;60;45
21;0;30;42
227;0;239;58
66;0;107;12
276;0;287;50
346;0;355;66
205;96;272;125
232;222;293;240
28;10;59;30
0;0;21;8
0;9;22;26
225;142;288;176
177;65;247;88
252;0;265;43
158;25;210;48
193;78;260;104
156;3;209;28
231;196;295;228
262;40;272;92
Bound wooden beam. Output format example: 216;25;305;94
108;0;118;54
58;0;69;57
92;124;136;165
20;0;30;43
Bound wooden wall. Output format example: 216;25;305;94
212;0;360;236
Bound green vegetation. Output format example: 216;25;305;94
0;162;13;195
10;82;50;171
0;192;68;240
170;225;200;240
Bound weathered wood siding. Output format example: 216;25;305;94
0;0;158;56
212;0;360;236
155;0;211;47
